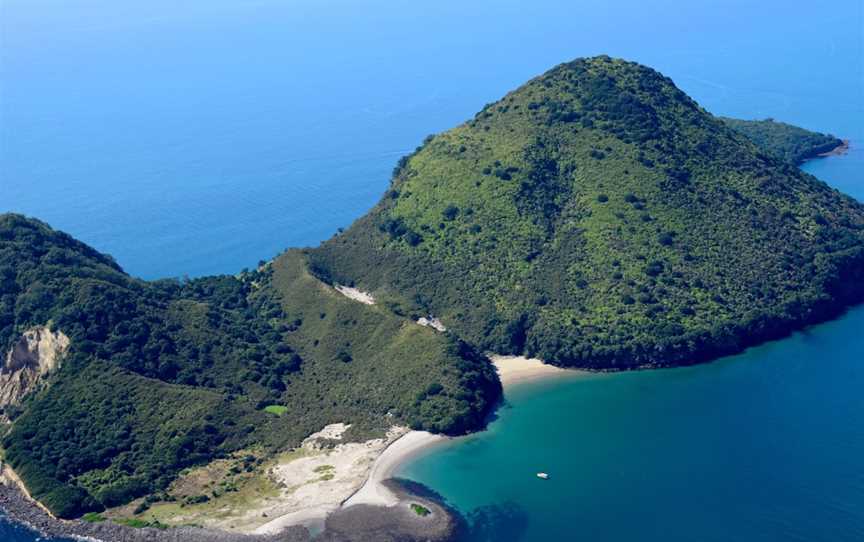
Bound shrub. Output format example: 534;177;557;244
411;503;431;517
405;231;423;246
645;261;665;276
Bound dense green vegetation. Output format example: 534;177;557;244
2;55;861;523
0;214;499;518
312;56;864;370
720;117;843;164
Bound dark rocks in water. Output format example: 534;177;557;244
319;480;461;542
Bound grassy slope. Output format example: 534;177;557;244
0;214;499;518
312;56;864;369
258;249;499;437
720;117;844;165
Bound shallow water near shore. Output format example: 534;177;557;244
399;303;864;541
1;0;863;540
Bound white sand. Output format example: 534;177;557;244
342;430;445;508
239;356;578;532
150;423;404;534
489;354;572;386
341;356;578;513
334;285;375;305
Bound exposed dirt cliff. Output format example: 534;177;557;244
0;326;69;411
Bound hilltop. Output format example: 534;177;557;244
311;56;864;369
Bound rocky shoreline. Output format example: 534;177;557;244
0;478;460;542
815;138;851;159
0;482;308;542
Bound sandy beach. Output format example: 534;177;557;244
339;355;576;512
343;430;446;508
489;354;572;386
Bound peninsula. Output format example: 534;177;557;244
1;56;862;540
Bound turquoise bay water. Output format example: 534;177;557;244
400;303;864;541
1;0;862;540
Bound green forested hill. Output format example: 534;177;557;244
720;117;844;164
311;56;864;369
3;56;862;522
0;214;499;518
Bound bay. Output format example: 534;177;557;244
399;292;864;541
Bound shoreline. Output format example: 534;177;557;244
181;140;863;536
0;478;305;542
489;354;581;386
343;430;447;508
338;354;582;513
816;138;850;158
0;354;581;541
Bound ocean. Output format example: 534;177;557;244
1;0;862;540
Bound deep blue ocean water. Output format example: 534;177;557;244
1;0;862;540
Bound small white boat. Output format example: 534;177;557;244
536;472;549;479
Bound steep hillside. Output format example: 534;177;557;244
0;214;499;518
720;117;844;164
312;56;864;369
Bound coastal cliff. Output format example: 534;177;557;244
0;326;69;417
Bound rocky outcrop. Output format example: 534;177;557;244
0;326;69;409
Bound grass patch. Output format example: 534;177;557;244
313;464;334;473
263;405;289;416
410;503;431;517
109;450;291;530
82;512;106;523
